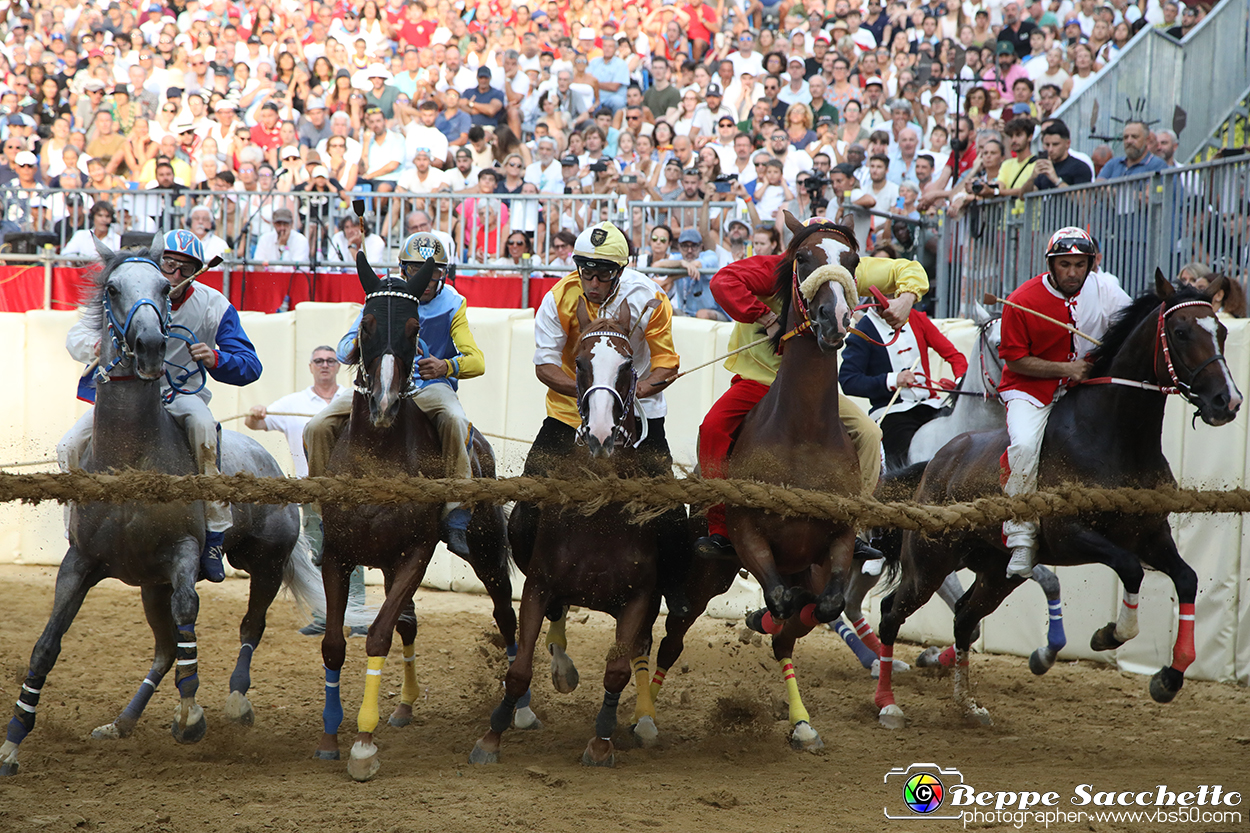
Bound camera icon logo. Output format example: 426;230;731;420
884;763;965;820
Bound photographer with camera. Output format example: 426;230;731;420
783;170;831;222
829;163;877;252
672;229;729;321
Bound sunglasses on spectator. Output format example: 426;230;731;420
163;106;177;113
507;238;526;246
651;234;669;243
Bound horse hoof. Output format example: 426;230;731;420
313;749;341;761
469;740;501;765
91;723;123;740
1090;622;1125;652
964;706;993;726
550;645;580;694
170;704;206;745
1149;667;1184;704
581;739;616;767
0;762;17;777
1029;648;1056;676
878;704;905;730
789;721;824;752
513;707;542;731
388;705;413;728
347;741;380;782
915;646;944;668
224;691;255;727
871;657;910;678
632;716;659;748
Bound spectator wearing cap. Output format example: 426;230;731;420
253;206;310;269
779;55;812;107
297;96;333;149
806;35;832;79
671;228;728;321
397;98;450;170
707;115;743;170
587;35;629;114
1;150;46;239
860;76;890;130
362;65;399;120
692;84;736;137
443;147;480;191
721;218;754;264
987;40;1031;98
462;66;506;130
75;79;109;139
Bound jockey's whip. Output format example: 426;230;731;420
982;292;1103;346
875;356;922;425
652;334;773;388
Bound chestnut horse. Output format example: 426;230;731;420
873;273;1242;729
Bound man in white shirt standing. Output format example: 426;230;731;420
524;136;563;193
399;98;450;169
253;207;310;268
244;346;366;637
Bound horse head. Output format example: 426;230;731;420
352;252;434;428
778;212;860;352
87;233;171;381
574;297;635;458
973;306;1004;394
1154;269;1242;425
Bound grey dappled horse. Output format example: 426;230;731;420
0;235;322;777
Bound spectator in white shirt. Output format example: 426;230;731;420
253;207;310;268
188;204;230;264
359;106;406;194
778;56;813;107
61;201;120;259
327;214;387;266
524;135;563;192
398;98;450;169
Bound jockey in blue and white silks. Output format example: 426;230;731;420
301;232;485;557
59;230;262;582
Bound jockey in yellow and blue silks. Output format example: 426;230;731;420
302;232;485;556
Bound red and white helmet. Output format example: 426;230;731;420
1045;227;1096;261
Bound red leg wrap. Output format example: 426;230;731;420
1172;603;1196;672
874;644;896;709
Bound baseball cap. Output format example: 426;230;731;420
814;33;831;43
281;145;300;159
832;162;857;176
996;40;1016;55
305;96;326;110
14;151;37;166
727;218;752;232
816;115;834;126
706;84;722;97
5;114;23;126
788;54;805;66
677;228;702;245
367;64;390;79
476;66;492;78
214;99;235;111
560;156;578;166
88;48;104;58
864;76;884;87
1064;17;1081;26
272;208;295;224
309;165;329;179
84;79;106;91
165;86;183;98
579;27;595;39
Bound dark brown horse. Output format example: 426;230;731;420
873;273;1242;729
315;254;517;781
470;300;664;767
652;215;863;752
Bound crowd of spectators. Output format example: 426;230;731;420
0;0;1239;315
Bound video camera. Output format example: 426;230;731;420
803;175;831;209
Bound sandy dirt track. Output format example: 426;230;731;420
1;564;1248;833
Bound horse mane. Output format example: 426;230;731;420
1086;284;1208;376
76;244;161;334
769;221;859;353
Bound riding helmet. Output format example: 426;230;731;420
1045;226;1096;261
163;229;204;270
573;222;630;268
398;232;449;266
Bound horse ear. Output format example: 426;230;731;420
615;300;631;333
93;235;115;261
783;210;804;238
1155;268;1174;300
404;258;436;299
972;302;991;325
149;230;164;261
357;250;381;295
576;296;592;332
1204;274;1226;302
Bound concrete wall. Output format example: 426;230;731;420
2;306;1246;684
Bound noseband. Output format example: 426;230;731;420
352;287;423;399
98;256;206;401
575;328;644;449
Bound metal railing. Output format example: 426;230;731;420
1051;0;1250;164
933;154;1250;317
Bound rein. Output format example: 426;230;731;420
576;328;644;449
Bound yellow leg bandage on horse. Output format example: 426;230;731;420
399;643;418;707
779;658;810;726
358;656;387;734
545;610;568;652
649;666;668;702
631;655;655;722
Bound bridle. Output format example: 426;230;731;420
778;227;885;349
97;256;206;402
977;314;1004;396
352;286;423;399
575;328;645;449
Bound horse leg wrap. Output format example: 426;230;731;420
631;656;654;721
546;614;568;652
322;667;343;735
779;658;810;725
399;643;419;707
852;617;884;656
1114;591;1140;643
595;690;622;740
874;645;896;709
490;691;521;734
175;626;198;699
506;643;518;663
120;675;161;724
1047;598;1067;652
1172;603;1196;672
5;673;46;745
357;656;386;734
229;643;256;695
650;667;667;700
938;645;958;667
799;604;820;629
760;611;784;635
833;620;879;669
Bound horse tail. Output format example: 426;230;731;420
281;533;380;629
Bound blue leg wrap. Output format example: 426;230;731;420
175;625;198;699
516;688;532;710
322;667;343;734
833;619;879;669
506;643;518;662
7;673;46;744
1047;598;1067;652
490;692;520;734
229;643;256;694
595;690;621;739
120;676;160;723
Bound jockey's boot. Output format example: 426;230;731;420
442;507;472;557
694;533;737;560
1006;545;1035;579
201;530;227;583
853;537;883;561
298;620;327;637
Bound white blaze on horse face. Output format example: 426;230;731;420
586;338;626;446
376;354;397;418
816;237;852;332
1196;316;1243;409
829;280;851;337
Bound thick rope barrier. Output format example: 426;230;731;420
1;471;1247;533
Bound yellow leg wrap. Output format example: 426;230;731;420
358;656;387;734
545;610;568;652
649;666;668;702
779;658;810;726
399;643;418;707
631;655;656;722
